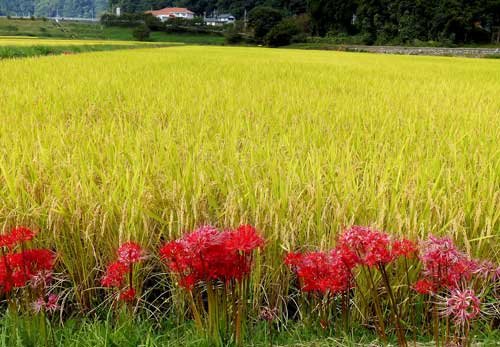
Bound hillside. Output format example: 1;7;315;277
0;0;107;18
0;17;225;44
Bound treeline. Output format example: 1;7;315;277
0;0;107;18
110;0;500;44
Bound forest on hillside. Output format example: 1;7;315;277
0;0;107;18
111;0;500;45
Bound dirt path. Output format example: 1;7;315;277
336;45;500;58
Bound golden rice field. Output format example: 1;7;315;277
0;44;499;309
0;36;164;46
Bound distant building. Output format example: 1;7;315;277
204;13;235;26
146;7;194;22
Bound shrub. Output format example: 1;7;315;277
264;19;300;47
133;24;151;41
101;13;145;28
248;6;283;42
225;27;244;44
143;14;164;31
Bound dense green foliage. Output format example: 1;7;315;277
2;0;498;44
108;0;500;44
0;0;107;18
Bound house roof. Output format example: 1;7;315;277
146;7;194;16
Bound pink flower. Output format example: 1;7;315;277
418;235;476;291
32;297;46;313
117;242;145;265
45;294;60;312
32;294;59;313
30;270;53;288
445;289;481;325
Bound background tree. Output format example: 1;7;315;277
307;0;356;35
248;6;283;41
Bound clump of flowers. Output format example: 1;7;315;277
0;226;58;315
413;235;497;346
285;248;354;331
437;288;482;346
160;224;264;346
33;294;60;314
335;226;417;346
284;250;354;294
416;235;476;294
101;242;145;304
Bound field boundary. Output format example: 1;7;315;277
288;43;500;58
0;41;176;60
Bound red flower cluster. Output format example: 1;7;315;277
160;225;264;290
0;227;55;294
101;261;129;287
285;248;354;294
338;226;417;267
0;226;35;249
119;287;137;302
415;235;477;294
101;242;145;302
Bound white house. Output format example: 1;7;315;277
145;7;194;22
204;14;235;26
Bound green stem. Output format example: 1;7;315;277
365;266;387;342
379;264;407;347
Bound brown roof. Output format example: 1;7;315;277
146;7;194;16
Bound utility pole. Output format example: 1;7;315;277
243;8;247;32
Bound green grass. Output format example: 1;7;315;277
2;313;499;347
0;18;225;45
0;42;175;59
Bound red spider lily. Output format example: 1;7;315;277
101;241;145;304
159;225;264;290
413;279;436;294
225;225;265;252
119;287;136;302
117;242;145;266
392;238;418;258
338;226;418;266
445;289;481;326
338;226;395;266
285;250;353;294
10;227;35;244
0;249;56;291
0;227;36;249
333;244;359;270
101;261;129;287
417;235;477;291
